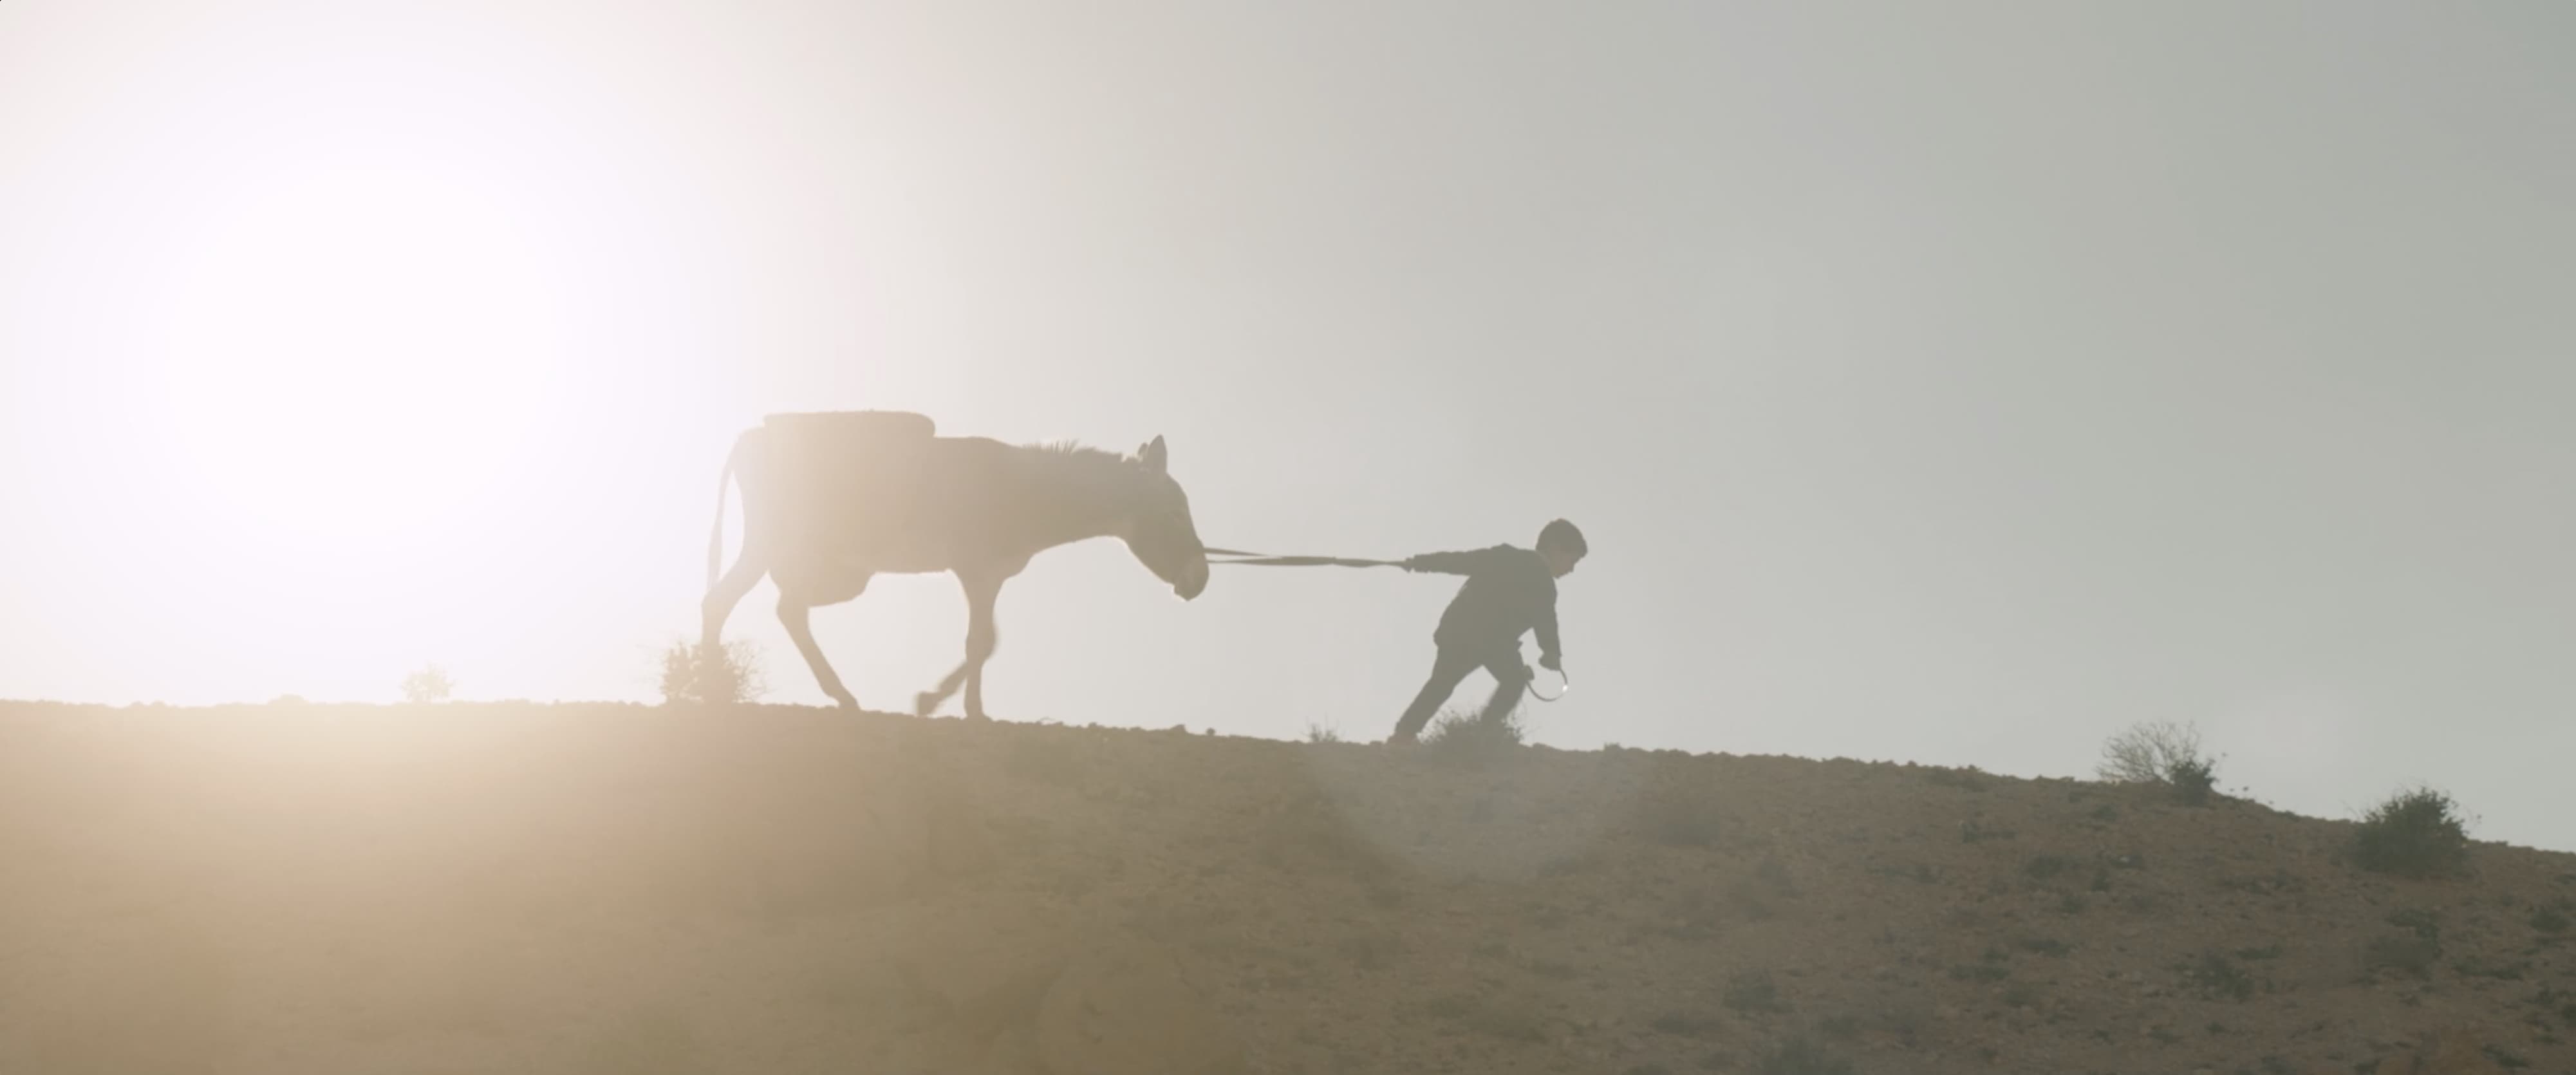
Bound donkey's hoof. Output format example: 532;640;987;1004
911;691;940;718
832;694;859;710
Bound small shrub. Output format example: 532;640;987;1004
2095;720;2201;781
400;663;455;703
657;638;767;706
2167;756;2217;806
2234;944;2284;961
2532;902;2571;934
2351;786;2472;878
2002;980;2043;1008
1419;706;1525;764
2095;720;2223;805
1304;722;1344;743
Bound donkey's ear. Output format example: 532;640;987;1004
1139;435;1168;475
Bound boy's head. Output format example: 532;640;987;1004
1536;518;1586;577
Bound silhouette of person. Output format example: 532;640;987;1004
1385;519;1586;745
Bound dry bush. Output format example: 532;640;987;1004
401;664;455;703
657;639;767;706
1420;706;1524;765
2095;720;2220;805
2352;785;2473;879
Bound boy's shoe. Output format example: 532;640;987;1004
1385;732;1420;747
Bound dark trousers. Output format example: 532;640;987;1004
1390;644;1529;742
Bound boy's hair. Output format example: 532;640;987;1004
1537;518;1587;557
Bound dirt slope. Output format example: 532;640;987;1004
2;701;2570;1074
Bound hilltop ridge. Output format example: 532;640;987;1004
2;700;2570;1074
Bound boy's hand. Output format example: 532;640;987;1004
1538;653;1562;673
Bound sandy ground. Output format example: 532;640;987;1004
2;700;2571;1074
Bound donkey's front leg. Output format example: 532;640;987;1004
915;571;1003;720
959;577;1005;721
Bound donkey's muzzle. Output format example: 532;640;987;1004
1175;560;1209;600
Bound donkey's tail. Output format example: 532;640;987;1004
707;431;749;592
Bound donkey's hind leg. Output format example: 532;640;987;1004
778;592;860;709
702;547;769;653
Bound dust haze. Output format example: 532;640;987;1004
3;2;2573;1071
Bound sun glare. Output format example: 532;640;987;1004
138;152;578;556
61;93;652;700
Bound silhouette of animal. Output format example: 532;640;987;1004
701;411;1211;718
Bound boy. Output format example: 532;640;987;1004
1385;518;1587;745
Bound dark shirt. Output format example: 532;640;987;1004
1401;544;1561;660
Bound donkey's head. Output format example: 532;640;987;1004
1119;435;1209;601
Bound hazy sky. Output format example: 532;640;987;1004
4;2;2570;852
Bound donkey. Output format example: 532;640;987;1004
700;411;1211;718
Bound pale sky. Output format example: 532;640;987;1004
3;2;2570;852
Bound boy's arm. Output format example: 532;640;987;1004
1535;602;1563;671
1399;547;1507;575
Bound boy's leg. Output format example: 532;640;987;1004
1473;654;1533;725
1390;648;1480;743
